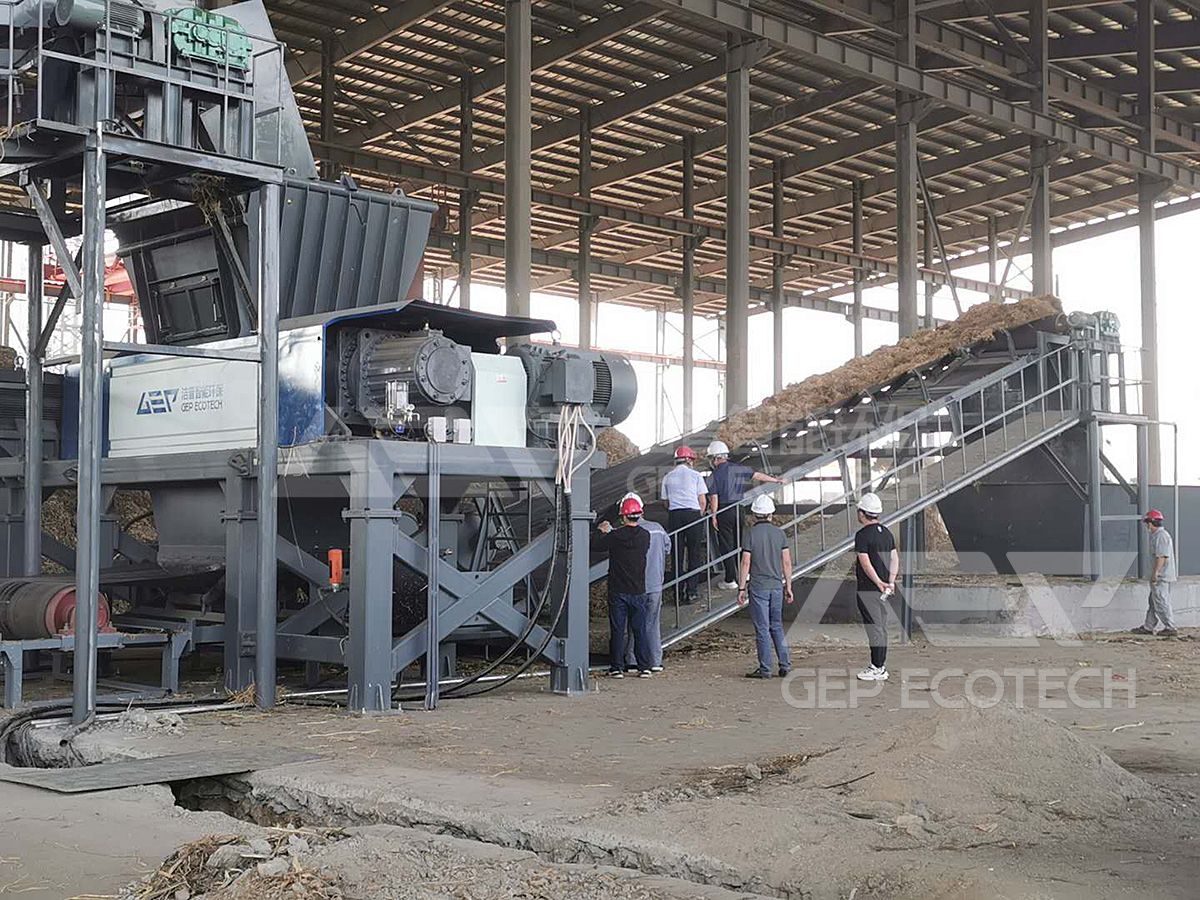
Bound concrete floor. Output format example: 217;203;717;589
2;622;1199;899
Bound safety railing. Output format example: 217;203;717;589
656;338;1097;645
1;0;284;162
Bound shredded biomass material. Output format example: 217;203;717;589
716;295;1063;450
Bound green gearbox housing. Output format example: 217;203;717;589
168;7;252;71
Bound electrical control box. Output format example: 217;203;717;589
470;353;527;448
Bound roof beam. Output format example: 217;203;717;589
531;105;965;252
1049;21;1200;60
802;0;1200;147
921;0;1128;19
464;56;732;172
285;0;454;86
1100;70;1200;95
648;0;1200;189
331;3;659;146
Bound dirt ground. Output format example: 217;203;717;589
2;618;1198;899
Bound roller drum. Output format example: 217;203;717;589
0;579;112;640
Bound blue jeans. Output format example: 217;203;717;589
626;592;663;669
609;592;653;672
748;586;791;674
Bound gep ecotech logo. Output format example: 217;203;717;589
136;383;225;416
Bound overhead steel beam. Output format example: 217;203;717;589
1101;70;1200;95
802;0;1200;149
285;0;454;85
1049;20;1200;60
531;106;964;253
334;3;657;147
647;0;1200;189
467;57;731;173
921;0;1116;19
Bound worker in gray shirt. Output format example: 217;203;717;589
737;494;793;678
1132;509;1178;637
621;492;670;671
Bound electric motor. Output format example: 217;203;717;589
507;343;637;442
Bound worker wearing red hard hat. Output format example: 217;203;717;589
1131;509;1178;637
596;494;657;676
660;445;708;604
617;492;669;673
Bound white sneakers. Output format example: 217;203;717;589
856;665;889;682
719;581;739;590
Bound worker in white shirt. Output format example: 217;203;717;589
660;445;708;604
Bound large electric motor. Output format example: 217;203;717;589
339;328;473;435
0;579;112;640
508;344;637;443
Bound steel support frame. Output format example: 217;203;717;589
725;39;751;414
1138;174;1167;483
895;0;919;337
771;161;786;394
681;135;696;433
851;180;865;356
255;183;282;709
1029;0;1053;294
23;243;43;577
458;75;475;310
578;107;594;350
505;0;533;319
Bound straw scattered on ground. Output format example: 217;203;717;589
716;295;1063;450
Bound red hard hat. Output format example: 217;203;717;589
619;497;644;517
1143;509;1165;523
674;445;697;460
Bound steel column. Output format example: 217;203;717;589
852;180;864;357
1139;175;1165;483
1136;423;1150;579
320;38;335;179
223;474;258;692
1029;0;1053;294
1086;416;1103;580
347;444;395;712
895;0;919;337
771;161;785;394
425;442;441;710
578;108;593;349
504;0;532;319
551;462;591;695
23;243;43;577
987;215;1000;302
73;139;106;725
255;182;282;709
681;134;696;433
1137;0;1156;146
724;43;750;414
923;202;935;328
458;75;474;309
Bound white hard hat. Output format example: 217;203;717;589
858;492;883;516
621;491;643;506
706;440;729;457
750;494;776;516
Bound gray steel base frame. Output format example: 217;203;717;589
0;440;593;712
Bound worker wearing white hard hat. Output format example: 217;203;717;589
704;439;785;589
737;492;793;678
852;492;898;682
617;492;669;672
661;446;708;604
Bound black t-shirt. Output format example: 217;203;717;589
854;522;896;592
597;524;652;595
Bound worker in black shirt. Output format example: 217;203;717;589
596;496;655;678
853;492;898;682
